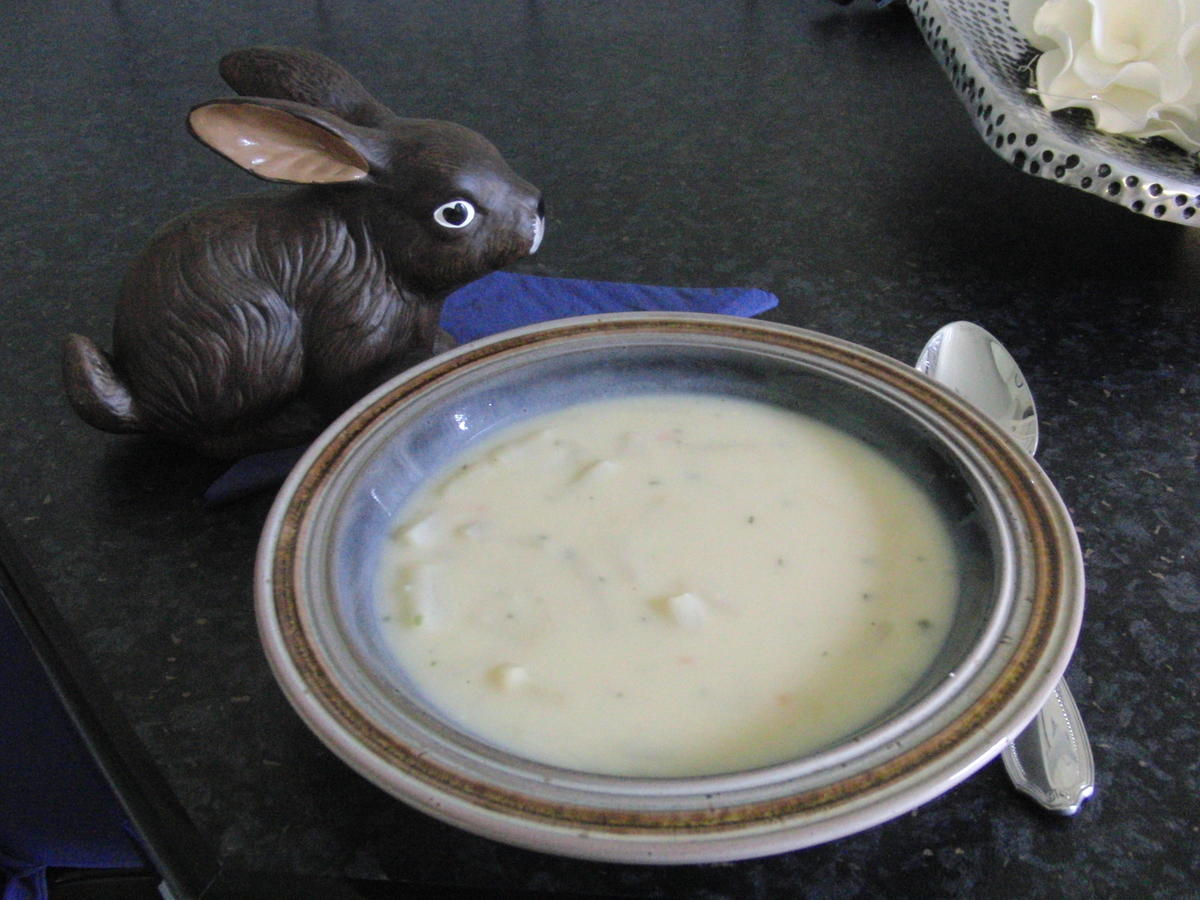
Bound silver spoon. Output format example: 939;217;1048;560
916;321;1094;816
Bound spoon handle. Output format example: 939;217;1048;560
1001;680;1095;815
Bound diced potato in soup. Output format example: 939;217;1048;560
377;394;958;776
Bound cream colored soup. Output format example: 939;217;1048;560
377;394;958;776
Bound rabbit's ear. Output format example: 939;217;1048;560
219;46;395;129
188;98;376;184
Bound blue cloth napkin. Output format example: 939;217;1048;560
204;272;778;504
441;271;777;342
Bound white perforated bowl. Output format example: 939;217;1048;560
911;0;1200;225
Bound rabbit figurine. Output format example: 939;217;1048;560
63;46;544;458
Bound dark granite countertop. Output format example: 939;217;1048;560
2;2;1197;897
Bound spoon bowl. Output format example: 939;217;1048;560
916;321;1038;455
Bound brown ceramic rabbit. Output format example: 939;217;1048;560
63;46;544;458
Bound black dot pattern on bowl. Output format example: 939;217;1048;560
909;0;1200;227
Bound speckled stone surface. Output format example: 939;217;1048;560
2;2;1198;897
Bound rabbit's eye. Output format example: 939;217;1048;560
433;200;476;229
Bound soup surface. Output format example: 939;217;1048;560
377;393;958;776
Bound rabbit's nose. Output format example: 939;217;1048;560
530;211;545;255
527;195;546;255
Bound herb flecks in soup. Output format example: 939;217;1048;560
377;394;958;776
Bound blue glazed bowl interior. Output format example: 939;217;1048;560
316;331;999;764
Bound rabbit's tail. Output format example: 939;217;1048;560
61;334;146;433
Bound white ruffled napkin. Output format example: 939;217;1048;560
1010;0;1200;153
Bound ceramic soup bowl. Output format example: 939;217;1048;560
255;312;1083;863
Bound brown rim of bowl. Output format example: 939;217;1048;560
266;314;1076;833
